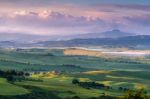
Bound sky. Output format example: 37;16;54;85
0;0;150;35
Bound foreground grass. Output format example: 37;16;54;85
15;74;123;99
0;78;29;95
0;72;149;98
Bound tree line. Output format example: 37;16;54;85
72;79;149;99
0;69;30;82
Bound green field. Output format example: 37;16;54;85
0;48;150;99
0;78;29;95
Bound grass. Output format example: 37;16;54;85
0;48;149;98
15;75;122;98
0;48;149;71
0;78;29;95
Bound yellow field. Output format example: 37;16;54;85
64;48;104;57
83;70;112;75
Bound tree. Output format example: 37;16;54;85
72;79;79;85
25;72;30;76
18;71;24;76
7;75;15;82
124;89;148;99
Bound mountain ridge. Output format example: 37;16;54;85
0;29;136;42
33;35;150;49
66;29;135;39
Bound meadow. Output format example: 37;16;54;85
0;48;149;99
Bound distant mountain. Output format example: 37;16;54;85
0;33;52;43
0;30;135;43
0;30;149;49
34;35;150;49
97;29;135;38
63;29;135;39
0;41;15;47
0;35;150;49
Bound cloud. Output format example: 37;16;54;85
112;4;150;11
0;11;106;35
91;4;150;13
124;14;150;25
0;9;150;35
0;1;150;35
12;11;104;27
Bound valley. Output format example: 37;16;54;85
0;47;149;99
